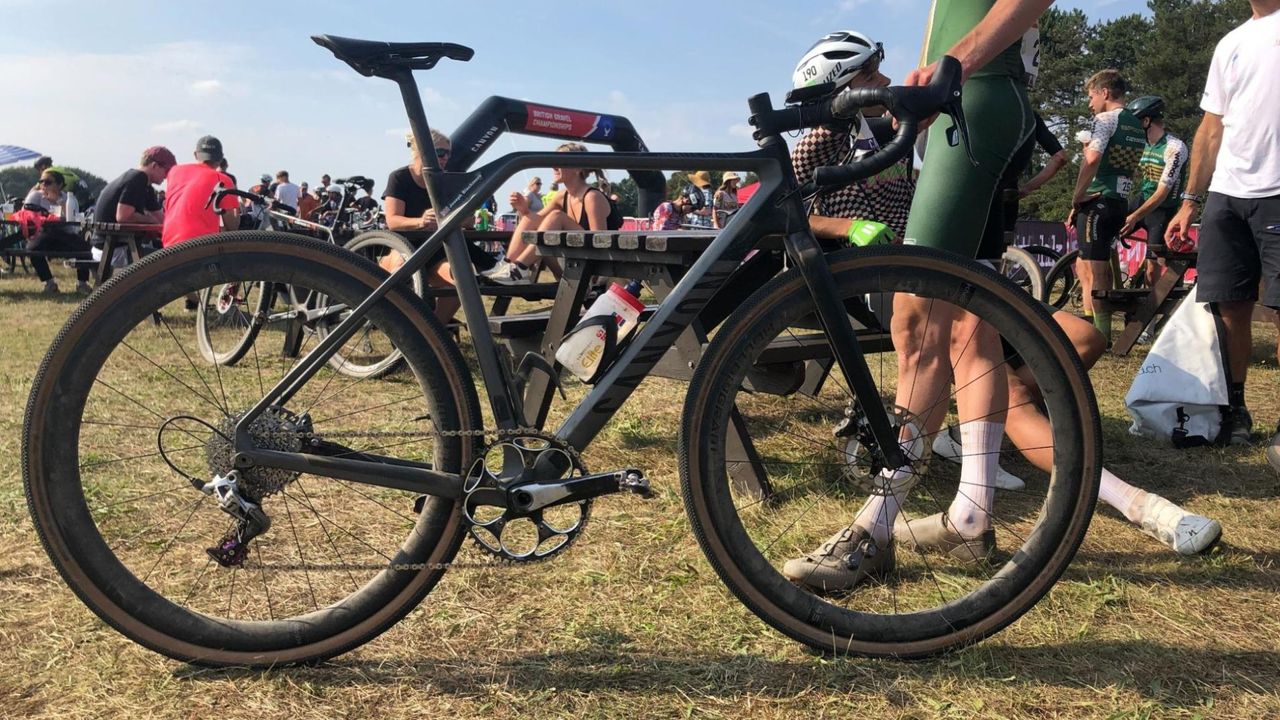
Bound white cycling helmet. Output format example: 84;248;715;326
792;31;885;94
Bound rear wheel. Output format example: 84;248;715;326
24;231;481;666
681;245;1100;657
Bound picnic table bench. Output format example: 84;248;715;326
1092;246;1198;356
2;219;164;285
496;229;892;500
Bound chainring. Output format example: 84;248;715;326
463;431;592;563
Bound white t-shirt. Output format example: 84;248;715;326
1201;9;1280;198
274;181;301;208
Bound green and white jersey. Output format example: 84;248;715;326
1137;132;1188;209
1086;108;1146;200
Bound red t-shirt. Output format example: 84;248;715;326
161;163;238;248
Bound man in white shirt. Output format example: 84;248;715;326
1167;0;1280;467
273;170;301;212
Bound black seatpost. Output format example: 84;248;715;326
390;69;446;207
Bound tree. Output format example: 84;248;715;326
1086;13;1150;73
612;176;639;217
1135;0;1252;142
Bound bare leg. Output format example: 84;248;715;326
1216;299;1256;384
1003;311;1220;553
1082;258;1112;315
511;209;581;268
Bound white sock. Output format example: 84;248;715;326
854;422;923;546
1098;468;1147;524
948;421;1003;537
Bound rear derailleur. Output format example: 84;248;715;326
201;471;271;567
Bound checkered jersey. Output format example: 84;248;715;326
791;122;915;237
1086;108;1147;200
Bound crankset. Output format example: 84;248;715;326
462;431;652;563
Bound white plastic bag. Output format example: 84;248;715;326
1124;286;1229;446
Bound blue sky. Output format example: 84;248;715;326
3;0;1156;206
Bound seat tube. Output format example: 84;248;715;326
780;210;907;469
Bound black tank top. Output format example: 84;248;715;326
561;186;606;229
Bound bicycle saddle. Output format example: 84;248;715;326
312;35;473;77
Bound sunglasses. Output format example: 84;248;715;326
39;179;56;186
435;148;451;158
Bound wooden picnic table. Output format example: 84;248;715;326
1092;247;1198;356
81;220;163;284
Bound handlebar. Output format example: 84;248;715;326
206;185;289;215
750;55;972;194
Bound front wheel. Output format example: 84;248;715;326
24;231;482;667
680;245;1100;657
1042;249;1081;309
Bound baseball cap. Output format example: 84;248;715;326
688;170;712;189
195;135;224;163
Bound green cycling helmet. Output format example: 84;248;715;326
1126;95;1165;120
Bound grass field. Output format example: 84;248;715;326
2;262;1279;719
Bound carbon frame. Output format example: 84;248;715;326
232;67;903;498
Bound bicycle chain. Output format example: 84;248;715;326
226;423;587;572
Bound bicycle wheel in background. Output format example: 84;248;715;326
24;231;481;667
1022;244;1062;275
681;245;1100;658
195;281;272;366
998;246;1045;299
1042;249;1080;309
314;230;427;379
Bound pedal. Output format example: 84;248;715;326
619;470;654;499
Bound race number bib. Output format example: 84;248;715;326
1021;27;1041;89
1117;176;1133;196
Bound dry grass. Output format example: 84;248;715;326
2;263;1279;719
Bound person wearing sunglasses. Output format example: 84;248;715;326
382;129;487;323
21;170;92;294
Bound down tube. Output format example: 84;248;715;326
557;169;784;451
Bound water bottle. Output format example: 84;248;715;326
555;280;645;382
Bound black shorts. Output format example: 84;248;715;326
1127;196;1176;251
1075;197;1128;261
1195;192;1280;309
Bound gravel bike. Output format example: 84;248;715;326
23;36;1100;666
195;186;422;377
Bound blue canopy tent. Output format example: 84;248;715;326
1;145;42;205
0;145;41;166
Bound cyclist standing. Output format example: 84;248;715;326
1068;70;1147;341
784;0;1055;593
1166;0;1280;460
1119;96;1188;287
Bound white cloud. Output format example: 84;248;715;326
189;79;223;96
152;119;201;133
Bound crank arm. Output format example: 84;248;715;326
508;468;649;514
